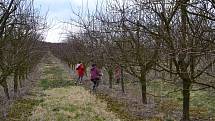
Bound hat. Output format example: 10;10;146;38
92;64;96;67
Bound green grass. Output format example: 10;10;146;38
147;80;215;120
6;59;75;121
95;115;105;121
97;93;145;121
51;104;77;112
63;105;77;112
6;98;43;121
43;66;64;75
40;79;74;90
40;64;74;90
29;87;121;121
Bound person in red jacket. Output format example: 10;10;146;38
75;62;85;84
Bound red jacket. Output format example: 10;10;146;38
77;64;84;76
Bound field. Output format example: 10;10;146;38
1;54;214;121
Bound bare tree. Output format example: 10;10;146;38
60;0;215;120
0;0;46;99
143;0;215;120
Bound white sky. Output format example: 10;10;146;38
35;0;100;43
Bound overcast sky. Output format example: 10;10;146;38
34;0;99;43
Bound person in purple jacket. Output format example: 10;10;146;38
90;64;102;91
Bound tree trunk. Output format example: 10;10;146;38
108;69;113;89
169;58;173;79
13;70;18;94
25;71;28;79
140;74;147;104
83;63;88;76
19;75;23;88
1;77;10;100
68;62;71;68
180;0;190;120
182;78;191;121
120;66;125;93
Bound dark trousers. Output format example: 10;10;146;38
76;76;83;84
91;78;99;90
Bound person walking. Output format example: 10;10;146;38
75;62;85;84
90;64;102;91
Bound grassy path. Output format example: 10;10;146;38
7;55;120;121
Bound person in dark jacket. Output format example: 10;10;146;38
90;64;102;91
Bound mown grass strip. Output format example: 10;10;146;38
40;64;75;90
29;87;120;121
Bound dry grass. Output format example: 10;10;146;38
29;86;121;121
